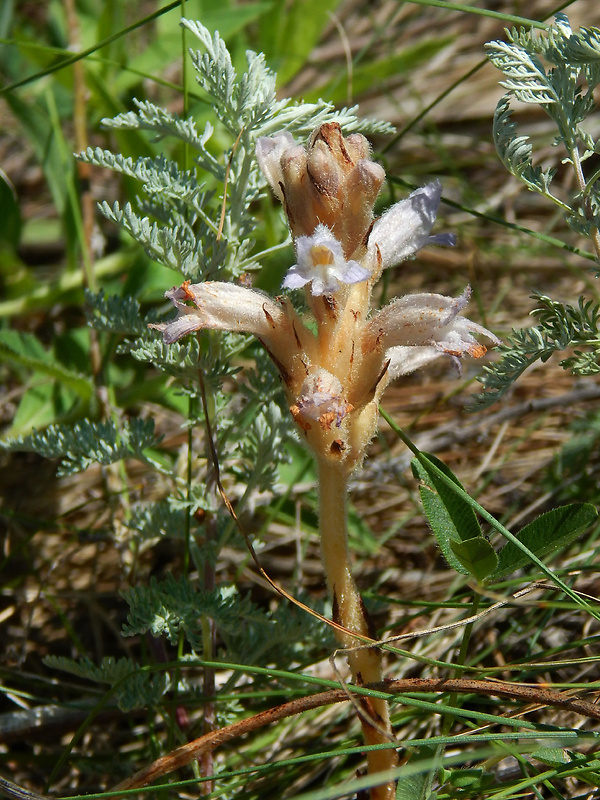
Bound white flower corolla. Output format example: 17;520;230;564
284;225;371;296
367;180;456;270
363;287;501;380
148;280;318;391
149;281;287;343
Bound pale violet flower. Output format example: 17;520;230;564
363;287;500;379
148;281;319;394
152;125;499;474
284;225;371;296
367;180;456;270
255;131;298;205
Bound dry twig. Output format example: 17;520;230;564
112;677;600;794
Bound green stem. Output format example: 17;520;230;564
442;592;481;736
0;250;133;318
180;1;190;173
317;458;398;800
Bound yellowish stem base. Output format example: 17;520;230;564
318;459;398;800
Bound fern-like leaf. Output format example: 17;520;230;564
473;293;600;409
485;38;558;105
547;13;600;65
85;289;147;335
492;95;555;193
98;200;227;280
79;149;216;218
1;418;161;476
229;401;291;493
101;100;223;177
122;574;266;652
126;501;190;544
44;655;169;712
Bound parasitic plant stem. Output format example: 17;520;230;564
154;122;498;798
318;459;398;800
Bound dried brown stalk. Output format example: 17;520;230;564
111;677;600;796
2;678;597;800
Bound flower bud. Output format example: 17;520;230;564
290;368;352;433
255;132;296;204
257;122;384;259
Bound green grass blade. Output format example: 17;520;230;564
380;405;600;620
0;330;93;402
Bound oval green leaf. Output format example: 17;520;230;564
490;502;598;581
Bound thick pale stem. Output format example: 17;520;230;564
318;459;398;800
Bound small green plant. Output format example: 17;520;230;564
476;13;600;408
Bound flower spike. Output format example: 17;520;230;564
152;122;500;800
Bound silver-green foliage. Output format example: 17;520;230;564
121;573;331;668
79;19;393;284
477;14;600;407
486;13;600;235
228;401;290;492
35;20;373;695
85;289;147;334
122;573;266;651
43;655;170;713
127;501;190;543
474;294;600;409
0;418;160;476
6;19;392;703
220;593;336;667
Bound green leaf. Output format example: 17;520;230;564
411;454;482;577
0;244;34;300
0;168;21;248
530;747;570;767
261;0;342;85
44;655;169;712
0;0;15;39
491;502;598;580
9;381;76;438
449;537;498;583
4;91;71;216
0;330;93;402
397;744;438;800
164;2;272;44
10;383;55;435
447;768;493;790
395;771;430;800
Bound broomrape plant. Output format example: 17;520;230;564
150;116;498;793
16;14;600;800
0;16;503;800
